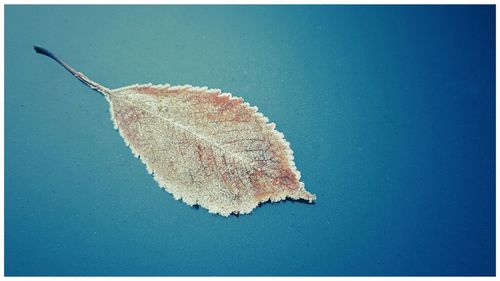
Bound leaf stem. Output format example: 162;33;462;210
34;45;110;95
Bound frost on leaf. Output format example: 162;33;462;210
34;45;316;217
108;84;316;216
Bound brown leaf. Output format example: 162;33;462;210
34;46;316;216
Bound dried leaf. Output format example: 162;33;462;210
34;46;316;216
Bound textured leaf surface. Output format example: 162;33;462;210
34;46;316;216
108;84;315;216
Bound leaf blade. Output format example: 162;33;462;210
109;84;315;216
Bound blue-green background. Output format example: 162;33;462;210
5;5;495;276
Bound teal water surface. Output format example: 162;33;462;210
5;5;495;276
